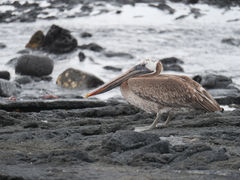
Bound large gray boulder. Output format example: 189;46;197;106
15;55;54;77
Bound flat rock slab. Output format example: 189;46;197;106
0;99;240;180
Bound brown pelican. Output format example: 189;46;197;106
85;59;223;132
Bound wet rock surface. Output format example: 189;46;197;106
193;74;240;105
78;43;104;52
0;99;240;179
15;55;54;77
160;57;184;72
56;68;104;90
0;43;6;49
41;25;78;54
0;71;10;80
0;79;20;97
1;0;240;24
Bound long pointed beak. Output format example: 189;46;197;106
85;65;152;98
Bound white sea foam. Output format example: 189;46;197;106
0;1;239;99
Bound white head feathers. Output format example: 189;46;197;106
141;59;159;72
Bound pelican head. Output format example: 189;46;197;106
85;59;163;98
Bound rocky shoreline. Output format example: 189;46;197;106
1;0;240;23
0;99;240;179
0;0;240;179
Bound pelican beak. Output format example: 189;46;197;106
85;64;152;98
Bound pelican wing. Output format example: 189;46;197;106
128;75;221;112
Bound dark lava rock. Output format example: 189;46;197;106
23;122;39;128
15;76;32;85
187;0;199;4
215;94;240;105
0;71;10;80
42;24;78;54
160;57;184;64
103;130;160;152
116;10;122;14
160;57;184;72
104;51;134;59
201;0;240;7
6;58;18;67
78;51;86;62
149;2;175;14
81;32;92;38
78;43;104;52
0;43;6;49
222;38;240;47
0;99;240;179
56;68;104;90
15;76;51;85
0;174;24;180
17;49;30;54
15;55;54;77
81;4;93;12
103;66;122;72
193;74;232;89
170;0;240;7
25;30;45;49
190;8;203;19
0;79;20;97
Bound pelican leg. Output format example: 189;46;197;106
156;112;172;128
134;112;161;132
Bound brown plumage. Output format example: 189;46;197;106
86;59;222;132
126;75;221;113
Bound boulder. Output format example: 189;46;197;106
25;30;45;49
81;32;92;38
160;57;184;64
56;68;104;90
221;38;240;47
149;3;175;14
78;43;103;52
42;24;78;54
104;51;134;59
6;58;18;67
0;79;20;97
160;57;184;72
0;43;6;49
103;66;122;72
15;55;54;77
78;52;86;62
103;130;160;152
0;71;10;80
193;74;232;89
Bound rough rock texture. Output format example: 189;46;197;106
193;74;240;105
42;25;78;54
78;43;104;52
160;57;184;72
149;2;175;14
103;66;122;72
0;71;10;80
25;30;45;49
193;74;233;89
222;38;240;47
81;32;92;38
0;43;6;49
15;55;54;77
104;51;134;59
78;52;86;62
0;99;239;179
0;79;20;97
56;68;104;90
